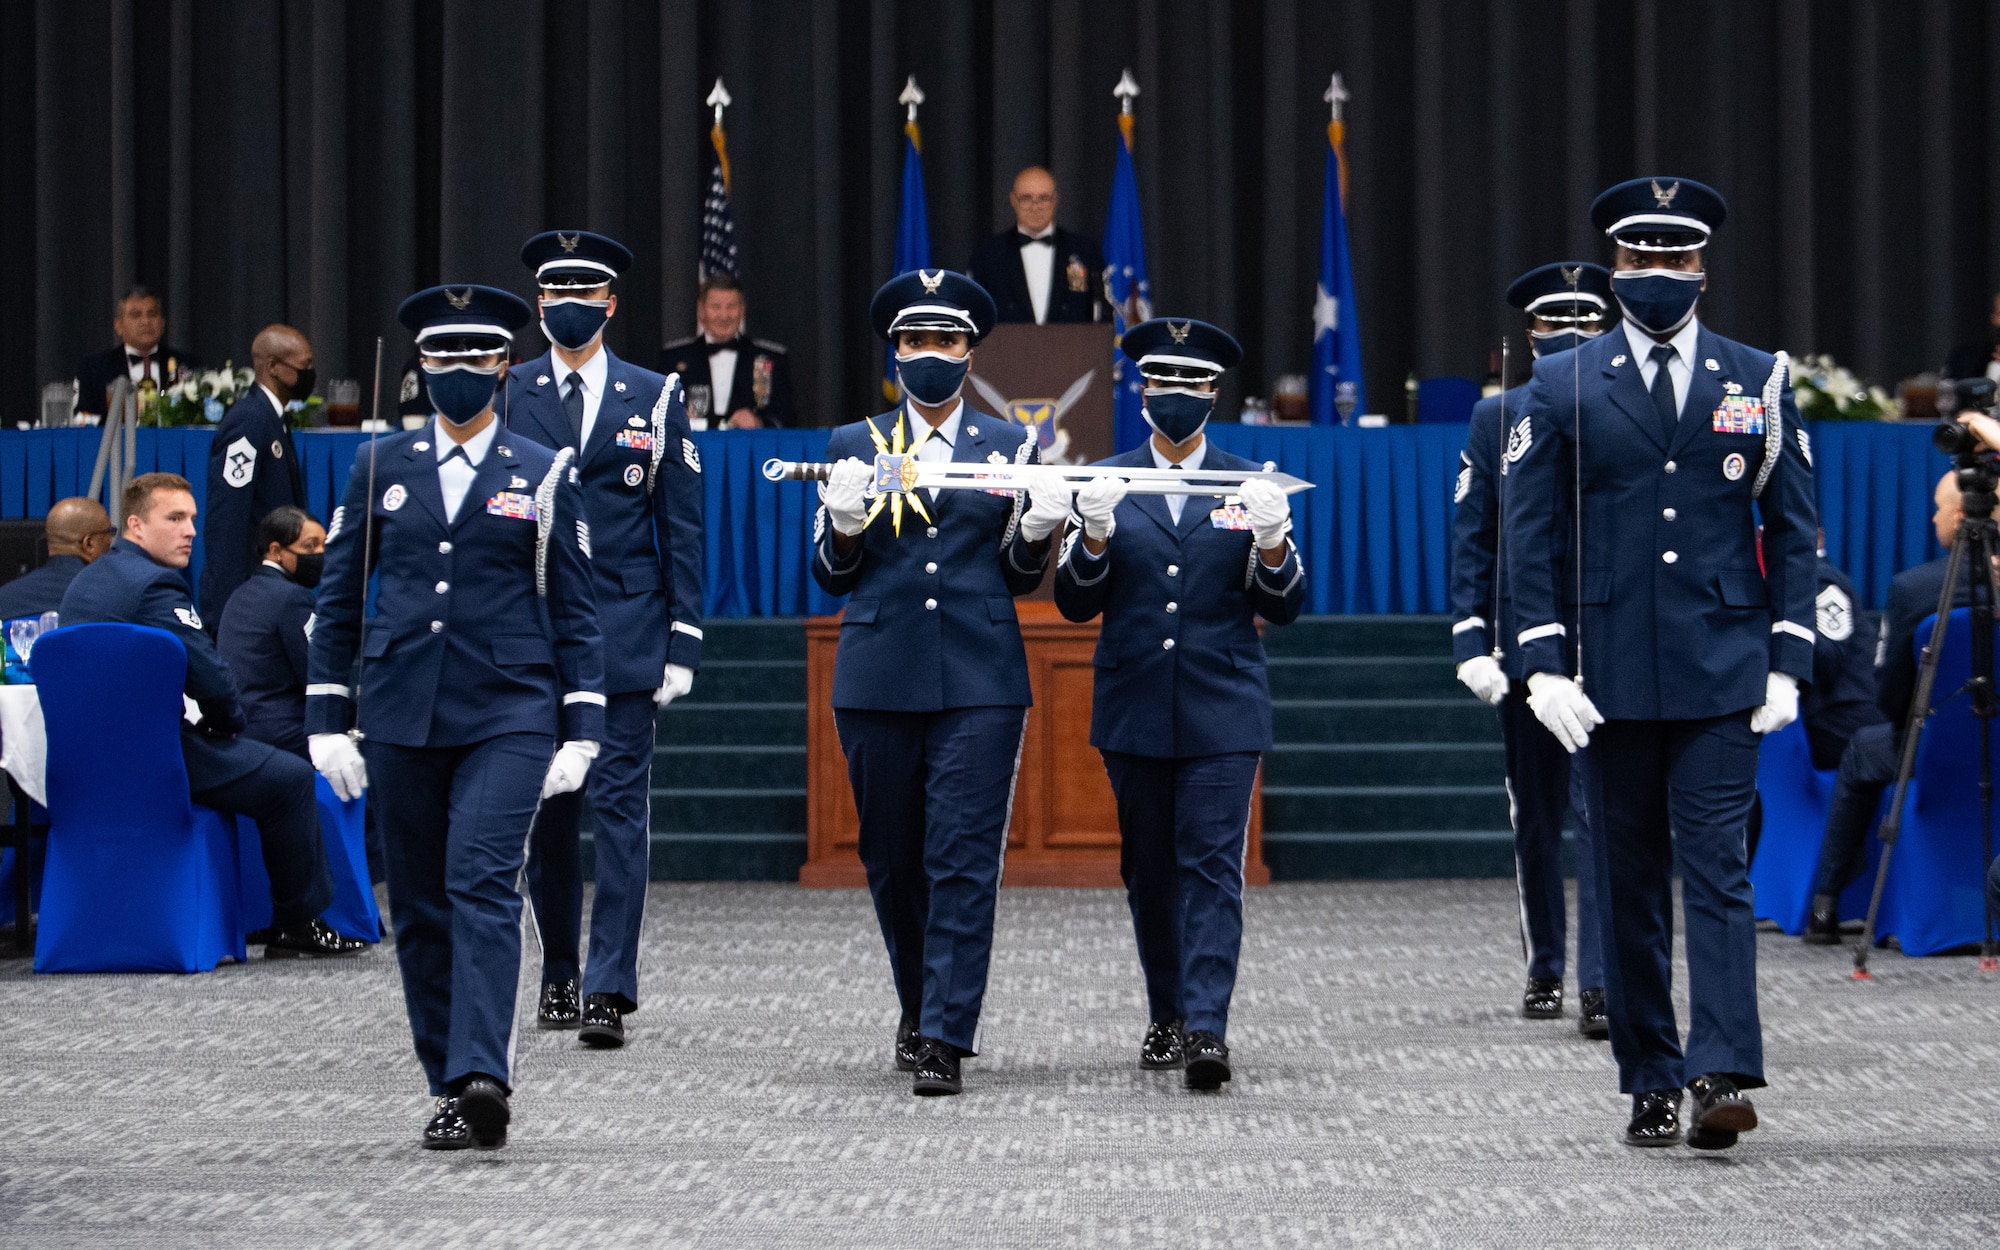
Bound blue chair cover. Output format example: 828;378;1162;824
235;776;381;943
0;834;47;928
31;623;244;972
1876;608;2000;956
1416;377;1481;425
1748;719;1877;933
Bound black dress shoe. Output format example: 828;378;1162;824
1685;1073;1757;1150
911;1037;962;1096
895;1014;921;1072
1803;894;1843;945
538;979;581;1030
454;1078;509;1150
1183;1029;1231;1090
422;1097;471;1150
264;919;368;958
244;928;275;947
1577;987;1609;1040
578;993;625;1049
1140;1019;1185;1070
1625;1090;1683;1146
1521;977;1564;1018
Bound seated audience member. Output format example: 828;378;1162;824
660;274;796;428
1804;472;1970;943
74;286;200;421
0;498;115;620
217;506;325;760
60;473;362;958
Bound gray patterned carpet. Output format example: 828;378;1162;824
3;880;1999;1249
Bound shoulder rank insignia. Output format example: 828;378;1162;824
174;606;202;631
1504;415;1532;463
1815;582;1852;640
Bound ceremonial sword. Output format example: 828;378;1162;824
762;456;1313;498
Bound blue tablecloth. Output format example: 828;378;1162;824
0;421;1947;616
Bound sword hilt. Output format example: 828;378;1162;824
763;459;834;483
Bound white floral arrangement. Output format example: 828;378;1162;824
153;363;255;426
1787;353;1895;422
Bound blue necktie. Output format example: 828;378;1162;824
1648;344;1679;443
563;372;586;448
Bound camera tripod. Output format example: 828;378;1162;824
1853;442;2000;978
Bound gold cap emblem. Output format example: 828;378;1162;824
446;287;473;310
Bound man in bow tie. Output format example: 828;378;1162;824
966;167;1108;326
72;285;201;422
658;275;795;428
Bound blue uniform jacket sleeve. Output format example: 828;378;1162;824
142;577;246;732
652;378;706;670
1763;383;1819;684
1001;440;1053;596
200;409;260;610
1053;525;1112;622
1504;369;1570;678
548;457;607;743
1248;538;1306;625
280;585;312;691
810;428;868;598
305;446;376;736
1450;397;1502;664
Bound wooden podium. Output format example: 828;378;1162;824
802;601;1269;888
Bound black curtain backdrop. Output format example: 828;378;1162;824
3;1;1998;429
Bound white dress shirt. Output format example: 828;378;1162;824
259;383;289;422
125;345;161;387
1623;316;1700;419
705;334;739;415
1152;435;1207;525
909;400;962;501
435;415;499;523
559;346;610;449
1020;224;1055;325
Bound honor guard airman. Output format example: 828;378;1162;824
1052;318;1302;1089
1506;178;1818;1151
1452;263;1611;1037
504;230;705;1048
812;269;1068;1095
307;284;606;1151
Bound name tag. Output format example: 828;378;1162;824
1210;503;1252;530
486;491;539;521
615;429;654;451
1711;395;1765;435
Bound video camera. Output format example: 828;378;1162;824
1937;379;2000;519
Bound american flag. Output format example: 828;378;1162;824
699;156;740;280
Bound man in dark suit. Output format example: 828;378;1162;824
216;506;324;760
1053;318;1304;1090
506;229;705;1048
198;325;313;620
659;274;795;428
73;286;200;421
966;167;1108;326
59;473;359;959
0;498;115;620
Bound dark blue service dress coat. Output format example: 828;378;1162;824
216;564;314;758
200;390;305;619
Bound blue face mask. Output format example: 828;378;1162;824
896;350;970;406
1529;328;1605;358
1142;387;1215;445
423;365;502;425
1611;269;1703;337
541;298;612;351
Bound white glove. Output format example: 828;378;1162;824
541;740;601;800
654;662;695;707
1456;654;1510;707
823;457;872;537
1074;475;1127;541
1239;478;1292;550
1019;466;1072;543
1526;672;1604;754
309;732;368;802
1750;672;1801;735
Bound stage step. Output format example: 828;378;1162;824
591;614;1513;882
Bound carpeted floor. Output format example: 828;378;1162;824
3;880;1998;1249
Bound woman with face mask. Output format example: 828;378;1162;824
215;504;326;761
812;268;1066;1097
1052;317;1305;1091
306;284;608;1152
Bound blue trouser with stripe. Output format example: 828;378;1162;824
1498;685;1603;989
